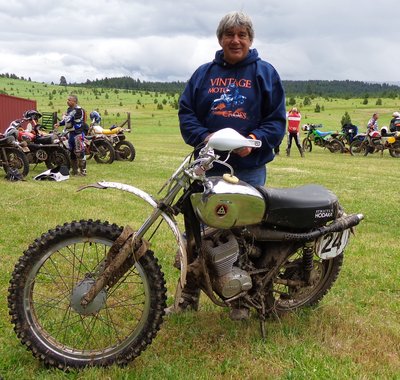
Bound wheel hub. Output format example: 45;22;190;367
70;277;107;315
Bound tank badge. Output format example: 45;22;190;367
216;204;228;216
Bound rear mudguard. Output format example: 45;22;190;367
79;181;188;288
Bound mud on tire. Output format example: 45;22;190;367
8;219;167;369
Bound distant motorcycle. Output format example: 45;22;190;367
349;129;400;158
53;130;116;164
6;115;71;169
90;124;135;161
331;124;363;149
302;123;345;153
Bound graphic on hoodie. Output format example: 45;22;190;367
211;83;247;119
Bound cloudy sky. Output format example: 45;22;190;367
1;0;399;84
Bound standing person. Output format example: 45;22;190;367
90;111;102;126
286;107;304;157
389;111;400;132
54;94;87;176
179;11;286;188
367;113;379;137
175;11;286;319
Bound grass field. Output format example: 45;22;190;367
0;78;399;379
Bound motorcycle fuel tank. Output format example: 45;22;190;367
191;177;266;229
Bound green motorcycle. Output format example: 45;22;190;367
302;123;345;153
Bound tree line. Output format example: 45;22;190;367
1;73;400;99
79;77;400;99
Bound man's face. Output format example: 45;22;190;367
67;97;76;107
219;26;252;65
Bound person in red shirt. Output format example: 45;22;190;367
286;107;304;157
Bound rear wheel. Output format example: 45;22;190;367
267;248;343;316
3;147;30;177
115;141;136;161
389;141;400;158
92;139;115;164
8;220;167;369
302;138;312;152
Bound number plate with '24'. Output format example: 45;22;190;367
315;229;350;259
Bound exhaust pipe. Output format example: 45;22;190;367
246;213;364;242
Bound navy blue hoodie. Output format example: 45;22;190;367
179;48;286;170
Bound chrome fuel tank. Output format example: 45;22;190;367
190;177;266;229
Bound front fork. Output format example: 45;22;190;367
78;180;189;309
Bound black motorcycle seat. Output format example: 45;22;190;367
256;184;339;230
35;135;53;144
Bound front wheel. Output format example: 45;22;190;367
115;140;136;161
302;138;312;152
92;139;115;164
349;140;368;156
3;147;30;177
8;220;167;369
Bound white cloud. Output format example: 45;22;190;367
0;0;399;83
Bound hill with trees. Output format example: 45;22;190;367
1;73;400;99
80;78;400;99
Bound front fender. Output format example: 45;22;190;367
79;181;188;287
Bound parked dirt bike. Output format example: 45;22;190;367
302;123;345;153
90;124;135;161
349;130;400;158
0;134;29;178
8;128;363;369
5;119;71;169
54;130;116;164
331;124;363;151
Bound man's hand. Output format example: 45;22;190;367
233;147;252;157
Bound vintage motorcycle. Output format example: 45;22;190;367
349;129;400;158
5;117;71;169
302;123;345;153
53;129;116;164
8;128;363;369
89;124;136;161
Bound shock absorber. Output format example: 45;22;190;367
302;242;314;284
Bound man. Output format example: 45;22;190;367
175;11;286;319
389;111;400;132
286;107;304;157
55;94;87;176
179;11;286;187
367;113;379;137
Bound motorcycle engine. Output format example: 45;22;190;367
202;231;252;299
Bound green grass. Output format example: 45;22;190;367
0;78;399;379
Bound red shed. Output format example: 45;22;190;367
0;93;37;134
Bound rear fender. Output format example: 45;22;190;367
79;181;188;286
